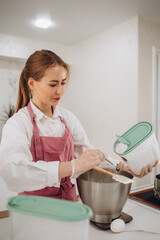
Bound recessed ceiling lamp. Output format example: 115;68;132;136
35;18;52;29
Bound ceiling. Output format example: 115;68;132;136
1;0;160;46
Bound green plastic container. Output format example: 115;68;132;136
113;121;160;174
7;195;93;240
114;121;153;155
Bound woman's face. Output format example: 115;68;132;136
28;65;67;112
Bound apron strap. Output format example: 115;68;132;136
27;102;43;161
59;116;69;130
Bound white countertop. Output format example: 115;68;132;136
89;199;160;240
0;198;160;240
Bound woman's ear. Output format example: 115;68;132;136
28;77;35;91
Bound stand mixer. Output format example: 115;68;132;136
77;168;133;230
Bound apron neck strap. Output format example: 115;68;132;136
27;101;36;122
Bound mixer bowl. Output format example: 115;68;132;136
77;168;133;223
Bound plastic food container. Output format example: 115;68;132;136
113;121;160;175
7;195;93;240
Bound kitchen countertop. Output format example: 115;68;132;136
89;198;160;240
0;198;160;240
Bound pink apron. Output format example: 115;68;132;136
19;102;77;201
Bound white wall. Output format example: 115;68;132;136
136;17;160;187
62;17;138;160
138;17;160;123
0;33;72;63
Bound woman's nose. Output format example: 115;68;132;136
56;85;64;94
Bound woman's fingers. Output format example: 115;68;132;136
90;149;104;161
118;161;129;171
119;159;159;178
147;164;152;173
153;160;159;167
129;164;153;178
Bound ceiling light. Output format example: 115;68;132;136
35;18;52;29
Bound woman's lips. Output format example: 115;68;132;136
53;97;61;101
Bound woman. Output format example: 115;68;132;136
0;50;157;201
0;50;104;201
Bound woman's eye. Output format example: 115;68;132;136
49;82;66;87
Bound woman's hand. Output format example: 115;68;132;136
119;160;159;178
70;149;104;178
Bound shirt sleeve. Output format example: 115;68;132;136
0;117;60;192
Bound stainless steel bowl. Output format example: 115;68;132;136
77;168;133;223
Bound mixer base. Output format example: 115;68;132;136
90;212;133;230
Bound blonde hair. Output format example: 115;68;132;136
15;50;70;113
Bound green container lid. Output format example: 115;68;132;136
7;195;93;222
113;121;153;155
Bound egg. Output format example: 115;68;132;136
110;219;125;233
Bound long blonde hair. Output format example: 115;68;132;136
15;50;70;113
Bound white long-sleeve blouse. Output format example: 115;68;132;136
0;101;93;192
